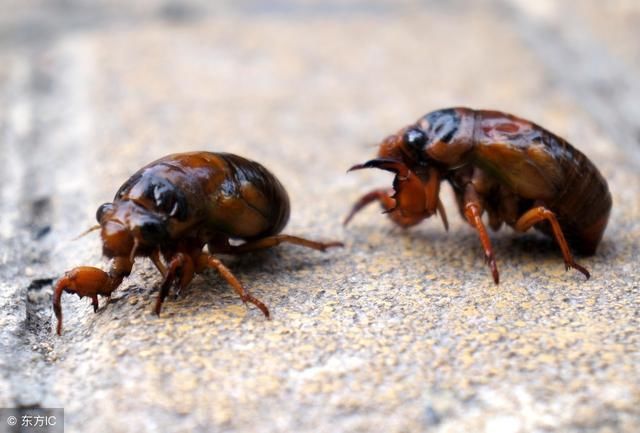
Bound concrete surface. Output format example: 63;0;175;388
1;1;639;432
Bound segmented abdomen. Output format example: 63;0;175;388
539;131;611;254
470;109;611;255
216;153;291;238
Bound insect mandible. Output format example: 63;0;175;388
345;108;612;283
54;152;342;334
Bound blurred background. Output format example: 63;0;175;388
1;1;639;433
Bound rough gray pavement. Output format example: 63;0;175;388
1;1;639;432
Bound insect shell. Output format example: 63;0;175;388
346;107;612;283
53;152;342;335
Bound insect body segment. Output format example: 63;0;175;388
346;108;611;282
54;152;342;335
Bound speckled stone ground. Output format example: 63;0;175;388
1;1;639;432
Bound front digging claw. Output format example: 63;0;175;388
53;266;115;335
347;158;410;177
343;189;397;226
347;158;442;229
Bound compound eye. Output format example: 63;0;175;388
96;203;113;223
403;128;427;150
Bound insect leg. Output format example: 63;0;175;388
150;249;167;276
463;189;499;284
343;189;395;226
421;167;447;231
226;235;343;253
91;295;99;313
154;252;195;315
436;198;449;231
344;188;436;229
195;253;270;318
514;207;590;279
53;257;132;335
